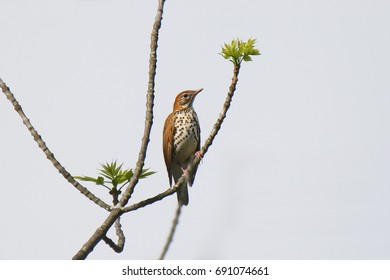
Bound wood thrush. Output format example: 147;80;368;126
163;88;203;206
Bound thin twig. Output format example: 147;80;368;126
122;176;184;213
0;78;111;211
159;204;182;260
101;190;125;253
183;65;241;174
102;217;125;253
201;65;240;156
72;0;166;260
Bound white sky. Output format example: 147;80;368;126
1;0;390;259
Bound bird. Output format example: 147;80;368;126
163;88;203;206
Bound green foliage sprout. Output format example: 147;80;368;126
75;160;156;194
220;38;260;67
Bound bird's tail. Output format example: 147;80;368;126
187;164;198;187
172;165;190;206
176;181;189;206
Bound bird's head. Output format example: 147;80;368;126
173;88;203;111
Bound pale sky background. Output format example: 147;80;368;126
1;0;390;260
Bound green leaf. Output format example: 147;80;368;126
124;168;134;181
74;176;98;183
112;176;120;188
220;38;260;66
76;160;156;194
115;173;128;185
114;162;123;176
98;160;125;181
140;168;157;179
96;176;105;185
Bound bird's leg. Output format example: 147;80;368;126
181;167;191;181
181;151;203;176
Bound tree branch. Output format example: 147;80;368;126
159;204;182;260
184;65;241;174
102;217;125;253
72;0;166;260
72;208;122;260
201;65;240;156
122;176;185;213
0;78;111;211
118;0;166;207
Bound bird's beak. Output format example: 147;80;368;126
194;88;203;95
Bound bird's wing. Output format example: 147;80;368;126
163;112;175;186
188;120;201;187
197;121;201;151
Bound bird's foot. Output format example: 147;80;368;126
195;151;203;159
195;151;203;164
181;167;189;174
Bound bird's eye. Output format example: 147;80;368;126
183;94;189;98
